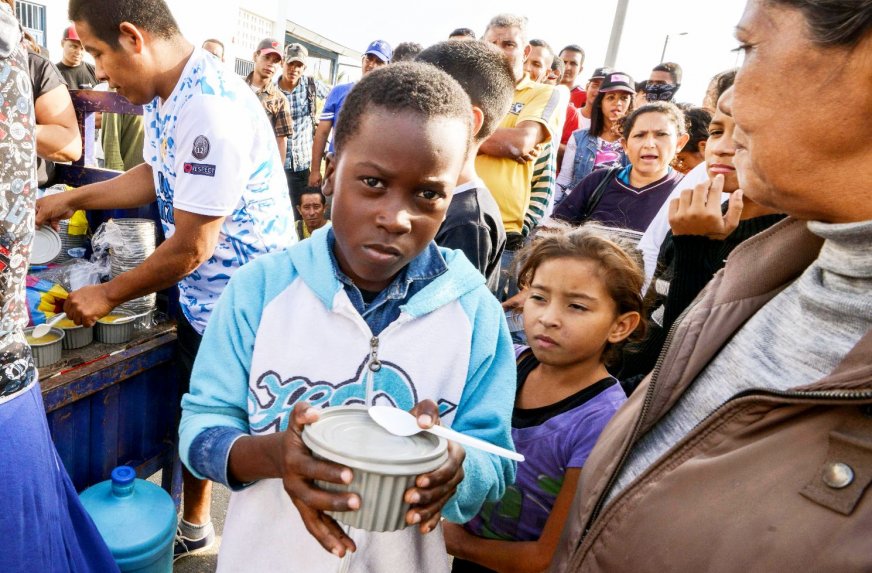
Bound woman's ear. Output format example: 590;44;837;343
321;153;336;197
608;311;641;344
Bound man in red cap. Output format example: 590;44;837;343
245;38;293;155
56;25;96;89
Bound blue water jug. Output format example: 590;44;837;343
79;466;176;573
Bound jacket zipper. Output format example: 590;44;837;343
581;298;700;542
365;336;381;402
581;319;872;544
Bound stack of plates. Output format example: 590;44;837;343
109;219;158;315
52;220;88;263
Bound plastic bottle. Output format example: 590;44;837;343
79;466;176;572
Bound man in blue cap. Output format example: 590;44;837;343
308;39;391;188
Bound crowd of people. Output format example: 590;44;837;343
1;0;870;571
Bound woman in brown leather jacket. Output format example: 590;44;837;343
550;1;872;571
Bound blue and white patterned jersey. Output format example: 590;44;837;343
144;48;295;335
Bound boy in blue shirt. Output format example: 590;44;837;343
180;63;517;572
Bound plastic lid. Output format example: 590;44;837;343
30;227;62;264
303;406;447;475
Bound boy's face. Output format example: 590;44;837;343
324;107;468;292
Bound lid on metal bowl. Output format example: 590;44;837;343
303;406;447;475
31;227;62;265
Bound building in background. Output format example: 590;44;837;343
20;0;360;84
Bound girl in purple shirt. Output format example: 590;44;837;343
445;225;647;573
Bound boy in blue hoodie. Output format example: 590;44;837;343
179;62;517;572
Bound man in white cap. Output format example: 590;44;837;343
277;43;330;216
245;38;294;155
308;39;391;188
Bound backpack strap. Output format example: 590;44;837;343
307;77;317;136
581;167;620;222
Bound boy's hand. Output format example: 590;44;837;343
668;174;743;240
280;402;359;557
404;400;466;534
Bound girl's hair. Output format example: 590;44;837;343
621;101;686;140
589;90;635;138
702;68;737;111
516;223;647;367
677;105;712;153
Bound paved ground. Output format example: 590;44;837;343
147;472;229;573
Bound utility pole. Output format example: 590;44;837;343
604;0;630;68
660;32;688;63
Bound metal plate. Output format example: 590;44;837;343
31;226;62;265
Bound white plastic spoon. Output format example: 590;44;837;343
32;312;66;339
109;310;152;325
368;405;525;462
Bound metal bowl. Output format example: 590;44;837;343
25;327;65;367
58;320;94;350
95;309;136;344
302;406;448;532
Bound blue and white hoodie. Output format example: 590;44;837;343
179;226;517;572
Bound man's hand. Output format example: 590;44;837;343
35;193;76;231
64;284;116;327
307;170;323;188
516;143;543;164
404;400;466;534
501;287;529;311
280;403;359;557
668;174;743;240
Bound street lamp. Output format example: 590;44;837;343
660;32;688;63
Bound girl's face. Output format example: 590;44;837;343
705;96;740;193
622;111;689;180
523;257;627;368
600;92;632;125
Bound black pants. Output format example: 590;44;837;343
175;316;202;399
285;168;310;222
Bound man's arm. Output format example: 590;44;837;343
308;120;331;187
35;162;156;228
478;120;548;163
523;145;555;236
63;208;224;326
275;135;287;158
35;84;82;162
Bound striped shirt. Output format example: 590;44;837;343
524;142;556;236
278;76;331;172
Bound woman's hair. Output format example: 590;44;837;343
516;223;647;367
621;101;686;140
589;91;635;138
702;68;737;111
677;105;712;153
769;0;872;48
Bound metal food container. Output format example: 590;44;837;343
25;327;65;368
302;406;448;532
57;319;94;350
95;310;136;344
